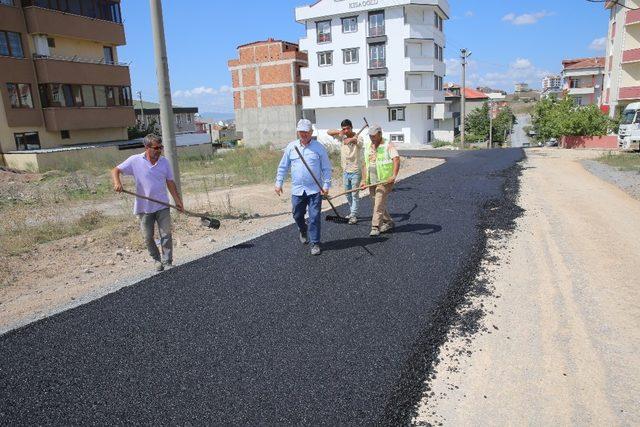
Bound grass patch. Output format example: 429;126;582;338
597;152;640;172
432;140;453;148
0;210;118;257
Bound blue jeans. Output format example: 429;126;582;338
292;191;322;244
343;171;361;217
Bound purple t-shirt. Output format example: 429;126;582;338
117;153;174;214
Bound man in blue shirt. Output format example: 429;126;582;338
275;119;332;256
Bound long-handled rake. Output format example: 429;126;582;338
121;189;221;229
293;145;349;223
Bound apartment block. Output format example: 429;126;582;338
0;0;134;169
295;0;449;145
561;57;605;106
133;100;198;135
228;38;309;147
604;0;640;117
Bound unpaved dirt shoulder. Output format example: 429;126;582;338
415;149;640;425
0;157;443;335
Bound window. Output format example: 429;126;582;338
81;85;95;107
119;86;132;106
62;84;75;107
0;0;15;5
434;44;443;61
319;81;334;96
0;31;24;58
342;16;357;33
106;86;117;106
434;12;443;31
61;130;70;139
103;46;114;64
434;75;443;91
317;20;331;43
369;11;385;36
47;37;55;48
370;76;386;100
14;132;41;151
426;105;432;119
94;85;107;106
427;130;432;143
570;79;580;89
343;48;358;64
390;134;404;143
344;79;360;95
389;107;405;121
7;83;33;108
23;0;122;23
369;43;385;68
317;51;332;67
434;120;440;130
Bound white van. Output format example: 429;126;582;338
618;102;640;150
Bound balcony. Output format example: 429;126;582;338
23;6;126;45
622;48;640;63
300;66;310;81
405;56;438;72
42;106;135;131
567;86;595;96
409;90;441;104
626;9;640;26
33;54;131;86
619;86;640;100
434;103;452;120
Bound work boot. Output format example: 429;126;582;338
154;261;164;272
370;227;380;236
310;244;321;256
299;230;309;244
380;221;395;233
348;216;358;225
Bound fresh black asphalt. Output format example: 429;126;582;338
0;148;523;425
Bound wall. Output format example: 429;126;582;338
4;142;216;172
561;135;618;149
235;105;301;148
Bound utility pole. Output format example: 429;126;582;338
488;102;493;149
460;48;471;148
150;0;181;196
137;91;145;128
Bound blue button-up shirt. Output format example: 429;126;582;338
275;138;332;196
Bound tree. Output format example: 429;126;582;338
465;102;516;145
531;96;614;140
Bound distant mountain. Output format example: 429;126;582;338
199;112;235;122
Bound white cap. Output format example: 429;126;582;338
296;119;313;132
368;124;382;136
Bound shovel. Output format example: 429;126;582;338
293;146;348;223
121;189;221;229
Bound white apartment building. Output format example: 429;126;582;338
295;0;449;145
604;0;640;118
542;75;561;92
561;58;605;107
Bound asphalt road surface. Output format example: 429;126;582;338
511;113;531;148
0;149;523;425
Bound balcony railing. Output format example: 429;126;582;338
369;59;386;69
33;53;129;67
369;25;385;37
370;90;386;100
626;8;640;26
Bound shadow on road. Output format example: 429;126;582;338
393;223;442;236
323;237;388;253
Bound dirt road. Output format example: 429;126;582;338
416;148;640;425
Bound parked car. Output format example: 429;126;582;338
546;138;558;147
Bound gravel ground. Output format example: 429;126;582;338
581;159;640;201
0;149;523;424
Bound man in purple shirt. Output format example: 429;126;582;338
111;134;183;271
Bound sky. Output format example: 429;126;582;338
119;0;611;114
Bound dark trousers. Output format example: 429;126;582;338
292;191;322;244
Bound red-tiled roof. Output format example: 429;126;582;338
562;57;605;70
464;87;489;99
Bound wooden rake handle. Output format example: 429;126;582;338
329;180;392;200
121;189;197;218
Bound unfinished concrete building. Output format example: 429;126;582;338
228;38;309;148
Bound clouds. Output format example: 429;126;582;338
446;57;550;91
172;85;233;112
502;11;554;25
589;37;607;51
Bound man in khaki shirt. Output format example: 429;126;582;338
327;119;364;224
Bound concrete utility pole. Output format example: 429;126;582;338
150;0;181;195
488;102;493;149
460;48;471;148
137;91;145;128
